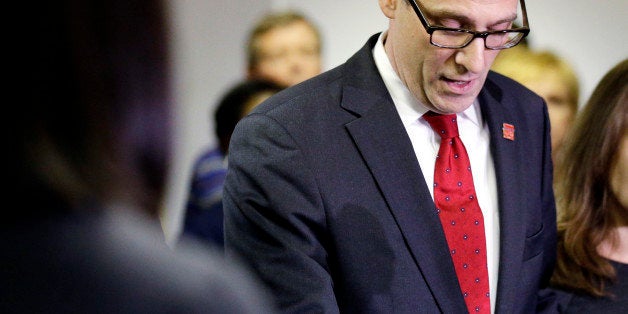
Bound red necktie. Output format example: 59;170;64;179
423;112;490;314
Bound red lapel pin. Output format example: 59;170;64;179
502;123;515;141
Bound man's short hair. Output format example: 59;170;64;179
246;11;322;72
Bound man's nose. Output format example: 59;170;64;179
454;38;486;74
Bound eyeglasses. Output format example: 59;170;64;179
409;0;530;50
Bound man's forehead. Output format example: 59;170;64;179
469;0;517;4
421;0;518;9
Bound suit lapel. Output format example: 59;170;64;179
339;38;467;312
478;81;527;313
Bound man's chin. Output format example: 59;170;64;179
428;93;478;114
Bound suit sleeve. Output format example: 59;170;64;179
223;112;339;313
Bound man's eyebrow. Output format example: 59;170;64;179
491;13;519;27
426;7;518;28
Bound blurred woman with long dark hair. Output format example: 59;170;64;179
551;59;628;312
3;1;272;312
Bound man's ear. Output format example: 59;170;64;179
379;0;399;19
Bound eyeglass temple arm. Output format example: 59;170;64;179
409;0;431;30
519;0;530;29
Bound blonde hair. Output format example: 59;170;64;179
492;45;580;111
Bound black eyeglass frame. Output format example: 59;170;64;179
408;0;530;50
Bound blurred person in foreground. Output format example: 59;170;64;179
181;79;282;247
492;45;580;163
246;10;323;88
224;0;557;312
2;0;272;312
550;58;628;313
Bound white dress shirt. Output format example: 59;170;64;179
373;31;500;313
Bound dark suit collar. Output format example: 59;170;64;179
339;33;391;117
342;34;468;313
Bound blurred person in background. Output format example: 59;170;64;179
246;10;323;88
2;0;273;312
491;45;580;163
181;79;282;247
550;58;627;313
180;10;323;248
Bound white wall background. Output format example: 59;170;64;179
163;0;628;245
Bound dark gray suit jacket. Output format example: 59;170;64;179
224;34;557;313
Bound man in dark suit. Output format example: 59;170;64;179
224;0;557;312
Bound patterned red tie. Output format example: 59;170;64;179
423;112;490;314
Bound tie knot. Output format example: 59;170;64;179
423;112;459;139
